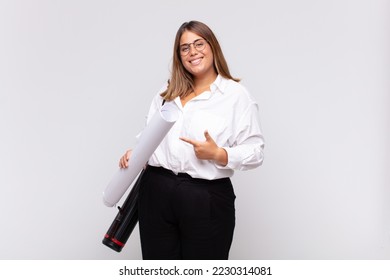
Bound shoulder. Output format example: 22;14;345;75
146;83;169;118
151;83;169;104
221;77;257;106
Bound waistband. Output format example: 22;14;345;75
146;165;230;184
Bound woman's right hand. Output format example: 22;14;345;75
119;149;132;169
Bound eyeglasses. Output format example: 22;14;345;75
179;39;207;56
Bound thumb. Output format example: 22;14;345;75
204;130;212;141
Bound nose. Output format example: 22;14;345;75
189;44;198;55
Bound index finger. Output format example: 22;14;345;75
179;136;198;146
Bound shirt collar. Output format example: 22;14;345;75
194;75;226;101
174;74;228;107
210;74;228;94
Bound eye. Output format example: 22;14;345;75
180;45;190;53
195;41;205;48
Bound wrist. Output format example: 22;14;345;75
214;147;228;166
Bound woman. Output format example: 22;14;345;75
119;20;264;259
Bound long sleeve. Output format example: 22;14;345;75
217;103;265;171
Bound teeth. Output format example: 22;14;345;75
190;58;202;65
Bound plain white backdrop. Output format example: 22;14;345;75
0;0;389;259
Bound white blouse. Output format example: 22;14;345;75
145;75;265;180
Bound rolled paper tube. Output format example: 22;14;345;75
102;168;145;252
103;101;179;207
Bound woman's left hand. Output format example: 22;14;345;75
180;130;228;166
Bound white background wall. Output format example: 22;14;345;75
0;0;389;259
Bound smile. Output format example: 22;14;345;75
189;58;203;66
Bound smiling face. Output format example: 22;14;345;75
179;31;217;80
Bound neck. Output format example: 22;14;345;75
193;72;218;92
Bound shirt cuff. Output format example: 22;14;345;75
215;145;264;171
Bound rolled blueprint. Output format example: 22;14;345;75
103;101;179;207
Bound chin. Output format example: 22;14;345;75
185;69;202;77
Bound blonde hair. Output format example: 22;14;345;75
161;21;240;101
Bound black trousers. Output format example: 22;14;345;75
138;165;236;260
